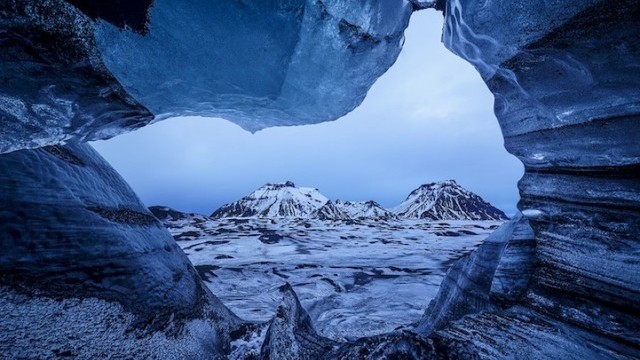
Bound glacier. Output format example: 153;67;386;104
160;213;500;339
1;0;639;358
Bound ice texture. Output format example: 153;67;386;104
260;284;336;360
160;215;500;339
93;0;413;132
0;287;225;360
0;0;153;154
1;0;639;358
0;0;411;153
0;142;240;356
415;214;532;334
421;0;640;356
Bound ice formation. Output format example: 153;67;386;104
0;143;241;357
0;0;413;154
418;0;640;356
0;0;639;358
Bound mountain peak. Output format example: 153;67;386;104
394;181;507;221
334;199;395;220
210;179;507;221
211;181;328;218
264;181;296;189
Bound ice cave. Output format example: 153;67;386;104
0;0;639;359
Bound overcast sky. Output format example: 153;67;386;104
91;10;523;216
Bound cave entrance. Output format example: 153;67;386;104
91;10;522;339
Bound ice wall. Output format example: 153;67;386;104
93;0;412;131
0;0;153;154
424;0;640;355
414;216;532;334
0;142;240;357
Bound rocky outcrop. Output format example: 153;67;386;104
210;180;501;221
313;200;350;221
335;200;397;220
149;205;209;223
211;181;329;219
260;284;336;360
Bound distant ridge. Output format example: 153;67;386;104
149;205;208;222
205;180;507;221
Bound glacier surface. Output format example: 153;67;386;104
159;215;500;339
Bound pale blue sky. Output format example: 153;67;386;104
91;10;523;216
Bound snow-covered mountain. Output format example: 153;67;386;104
392;180;508;221
211;181;328;218
335;200;396;220
313;200;350;221
209;180;507;221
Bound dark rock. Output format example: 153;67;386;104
260;284;336;360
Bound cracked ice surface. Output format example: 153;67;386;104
163;217;501;339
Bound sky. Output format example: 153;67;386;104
91;10;523;216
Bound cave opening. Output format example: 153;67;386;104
90;10;522;339
1;0;638;358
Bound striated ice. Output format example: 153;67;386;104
0;142;241;356
520;209;544;219
427;0;640;355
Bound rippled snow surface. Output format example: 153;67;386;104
165;217;501;339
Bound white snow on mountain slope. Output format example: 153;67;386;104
335;200;396;220
211;181;328;218
210;180;507;221
392;180;508;221
313;200;350;221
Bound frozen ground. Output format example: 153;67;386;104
166;217;501;339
